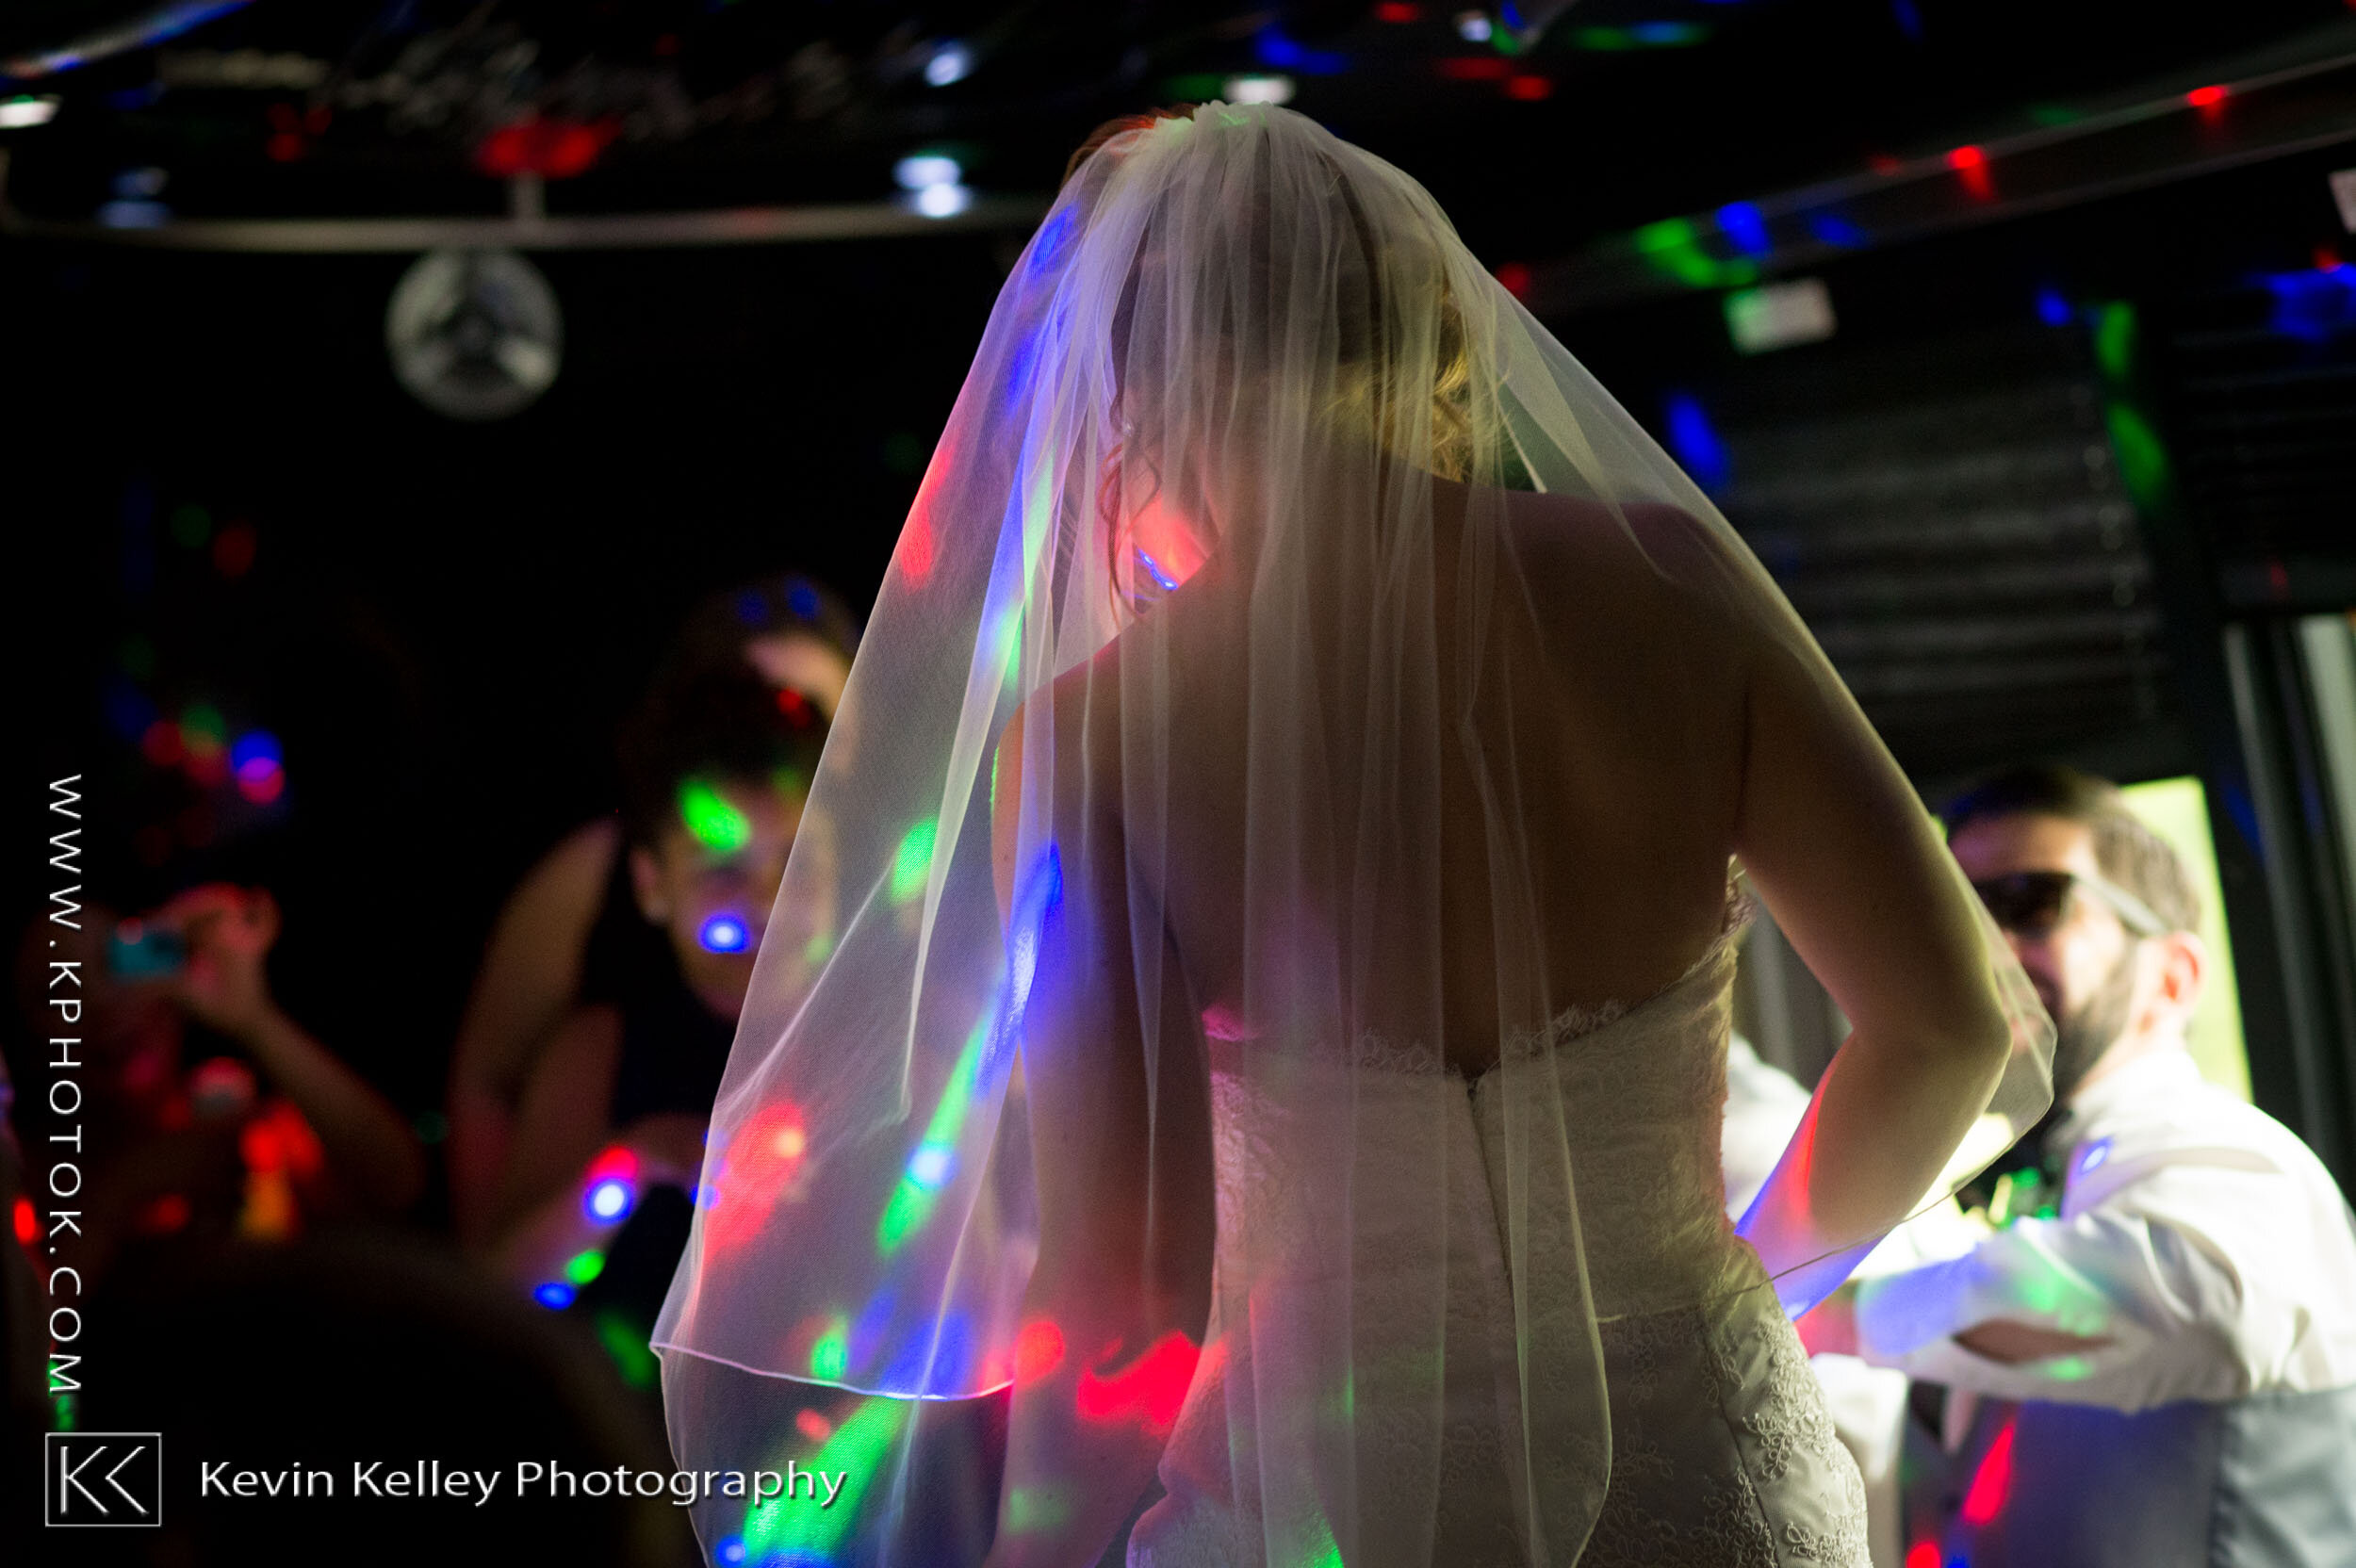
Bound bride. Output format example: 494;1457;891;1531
654;103;2053;1567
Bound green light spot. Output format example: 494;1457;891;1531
49;1390;77;1429
564;1250;606;1285
877;1014;993;1255
679;778;752;854
2047;1354;2094;1380
2093;302;2137;384
592;1309;659;1389
810;1317;850;1380
891;818;938;905
1165;74;1225;99
1006;1485;1072;1533
743;1396;906;1560
2105;401;2173;512
803;928;835;966
181;702;227;745
1633;217;1758;291
169;503;212;548
2028;104;2083;127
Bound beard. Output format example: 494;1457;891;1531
2050;947;2140;1104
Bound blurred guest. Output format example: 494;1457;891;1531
446;574;858;1248
1805;763;2356;1566
477;666;829;1326
8;887;425;1294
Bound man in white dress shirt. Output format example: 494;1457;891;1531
1806;763;2356;1567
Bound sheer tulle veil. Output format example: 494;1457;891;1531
653;102;2053;1565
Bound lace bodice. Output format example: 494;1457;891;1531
1130;893;1871;1567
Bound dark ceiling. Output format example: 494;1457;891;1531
6;0;2354;266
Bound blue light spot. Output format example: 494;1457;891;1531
2077;1137;2112;1174
229;729;283;769
1628;21;1703;43
1803;210;1868;249
586;1179;635;1222
1253;28;1348;74
699;915;750;954
1136;548;1179;592
1716;202;1771;258
534;1282;575;1310
1662;393;1731;492
2036;286;2074;328
2258;264;2356;343
716;1538;747;1565
1891;0;1924;39
908;1144;954;1190
1028;205;1079;278
786;579;820;619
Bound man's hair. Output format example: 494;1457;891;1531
617;666;828;851
1939;762;2202;934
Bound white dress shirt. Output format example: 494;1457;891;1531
1855;1047;2356;1412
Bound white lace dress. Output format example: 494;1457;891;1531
1126;914;1872;1568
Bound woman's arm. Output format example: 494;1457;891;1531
157;885;426;1216
980;706;1215;1568
1730;633;2018;1291
447;818;620;1246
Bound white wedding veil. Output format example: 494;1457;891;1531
654;102;2053;1567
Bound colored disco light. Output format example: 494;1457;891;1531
2186;83;2229;119
891;818;938;905
586;1177;635;1222
1504;74;1552;100
0;96;60;129
894;154;963;191
475;117;616;179
915;183;973;219
1904;1544;1939;1568
11;1196;34;1246
1945;144;1992;200
924;42;973;87
2035;286;2073;328
1662;393;1731;491
534;1282;575;1310
1803;210;1868;249
1013;1318;1066;1383
213;521;258;578
1455;10;1494;43
1632;217;1757;289
1075;1332;1201;1435
740;1396;905;1561
592;1308;660;1388
2259;261;2356;343
1375;3;1422;20
794;1409;834;1443
1960;1417;2018;1526
564;1250;606;1285
716;1537;747;1565
1437;56;1512;79
586;1145;641;1184
699;914;751;953
679;779;753;854
810;1317;851;1380
1253;28;1347;74
1716;202;1771;258
1224;74;1296;106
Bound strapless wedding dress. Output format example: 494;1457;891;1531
1126;909;1871;1568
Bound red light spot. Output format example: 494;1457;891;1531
1013;1319;1067;1383
2315;245;2346;273
1868;154;1906;176
1438;57;1513;80
1960;1416;2018;1527
1375;2;1423;20
898;514;938;584
794;1409;833;1443
776;687;812;724
1075;1331;1201;1435
1495;262;1532;300
1945;144;1993;199
267;103;300;133
11;1196;36;1247
587;1144;642;1184
1904;1544;1941;1568
212;521;257;579
135;1194;191;1235
141;721;183;767
1504;74;1554;101
266;134;305;163
2267;559;2292;598
475;118;619;180
304;104;333;136
2186;84;2228;108
237;763;285;806
703;1102;808;1250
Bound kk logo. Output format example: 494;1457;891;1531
45;1432;162;1527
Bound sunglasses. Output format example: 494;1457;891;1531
1970;870;2169;939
